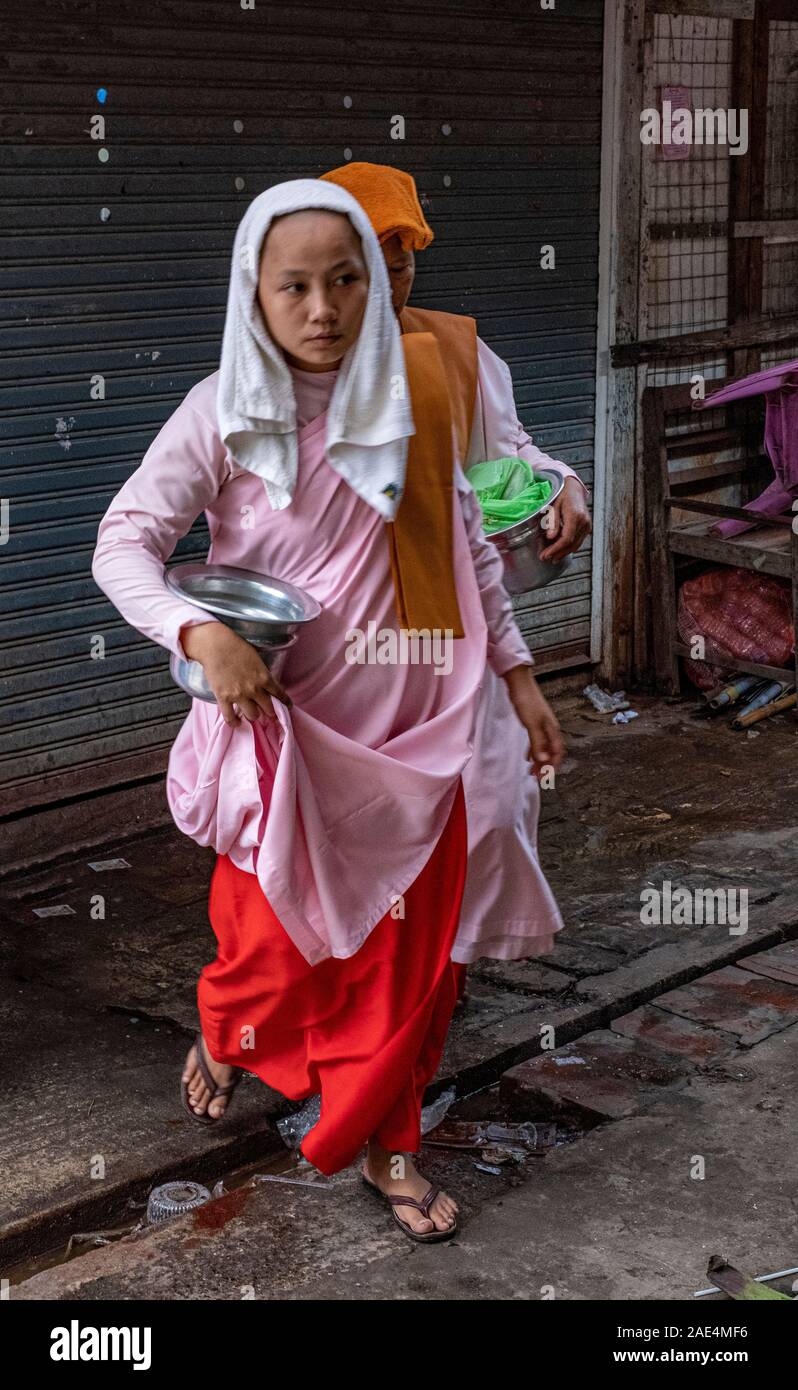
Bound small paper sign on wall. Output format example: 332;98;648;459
660;86;692;160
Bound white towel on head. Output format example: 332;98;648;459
216;177;414;520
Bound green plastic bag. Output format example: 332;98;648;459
465;456;553;535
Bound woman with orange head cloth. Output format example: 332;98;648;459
321;163;590;996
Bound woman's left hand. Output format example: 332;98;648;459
502;665;565;779
539;475;591;562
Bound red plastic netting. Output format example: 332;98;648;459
677;567;794;690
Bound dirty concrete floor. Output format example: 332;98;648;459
11;955;798;1302
2;691;797;1296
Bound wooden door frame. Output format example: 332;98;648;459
593;0;647;685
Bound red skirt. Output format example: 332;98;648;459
197;779;467;1176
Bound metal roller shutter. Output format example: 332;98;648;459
0;0;602;814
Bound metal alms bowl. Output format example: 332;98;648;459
488;467;574;594
165;562;322;643
169;634;298;703
164;563;321;704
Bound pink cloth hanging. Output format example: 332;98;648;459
696;359;798;538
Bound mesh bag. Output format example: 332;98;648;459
677;566;794;690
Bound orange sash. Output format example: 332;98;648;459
399;305;479;463
384;331;465;637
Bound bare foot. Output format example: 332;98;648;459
182;1035;235;1119
364;1141;459;1235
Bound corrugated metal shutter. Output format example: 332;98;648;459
0;0;602;814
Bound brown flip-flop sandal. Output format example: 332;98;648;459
180;1030;243;1126
362;1172;458;1243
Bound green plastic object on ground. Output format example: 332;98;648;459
465;456;553;535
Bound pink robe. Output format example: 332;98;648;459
450;339;586;961
91;369;532;964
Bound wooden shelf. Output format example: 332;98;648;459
643;379;798;700
669;517;794;579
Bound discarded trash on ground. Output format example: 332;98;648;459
583;684;630;714
734;686;796;729
420;1085;457;1135
252;1173;335;1189
276;1094;321;1147
699;1255;794;1301
612;709;639;725
146;1180;212;1225
480;1145;528;1165
624;806;672;824
694;1261;798;1299
695;668;796;734
705;675;761;710
65;1232;113;1256
424;1119;556;1154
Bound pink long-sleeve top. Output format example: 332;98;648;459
92;367;533;964
92;366;532;677
452;337;582;963
468;337;588;499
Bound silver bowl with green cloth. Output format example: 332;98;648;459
165;562;322;703
466;461;573;594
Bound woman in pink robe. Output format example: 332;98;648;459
92;179;564;1239
320;162;591;985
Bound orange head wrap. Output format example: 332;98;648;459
319;162;434;253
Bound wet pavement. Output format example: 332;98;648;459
9;944;798;1301
2;691;797;1297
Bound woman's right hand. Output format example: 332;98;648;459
180;621;292;727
